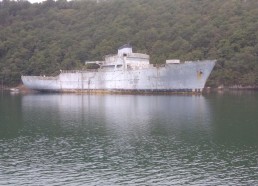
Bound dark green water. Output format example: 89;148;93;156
0;91;258;185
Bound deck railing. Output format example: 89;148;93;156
60;69;98;73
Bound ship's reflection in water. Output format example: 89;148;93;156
0;93;255;185
21;94;211;140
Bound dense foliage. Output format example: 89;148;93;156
1;0;258;87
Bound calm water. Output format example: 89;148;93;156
0;91;258;185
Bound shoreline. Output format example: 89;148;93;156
2;84;258;95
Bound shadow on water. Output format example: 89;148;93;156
0;92;23;139
206;91;258;146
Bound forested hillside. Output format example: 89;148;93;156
1;0;258;87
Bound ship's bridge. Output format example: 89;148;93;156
102;45;151;69
118;44;133;57
104;55;122;64
125;53;150;69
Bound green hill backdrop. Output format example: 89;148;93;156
1;0;258;87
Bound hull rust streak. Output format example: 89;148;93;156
21;44;216;93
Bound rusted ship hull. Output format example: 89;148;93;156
21;60;216;93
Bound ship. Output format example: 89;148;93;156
21;44;216;93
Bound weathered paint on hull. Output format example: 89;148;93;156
21;60;216;93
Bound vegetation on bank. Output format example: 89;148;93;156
0;0;258;87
